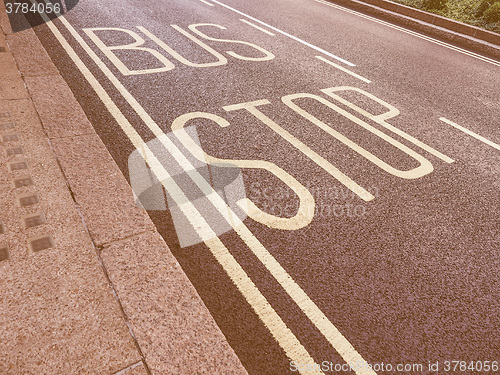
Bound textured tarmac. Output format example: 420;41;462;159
2;0;499;374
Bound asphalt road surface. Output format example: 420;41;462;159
22;0;500;373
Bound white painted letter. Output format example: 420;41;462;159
188;23;275;61
137;26;228;68
322;87;454;163
83;27;175;75
171;112;315;230
282;91;435;179
224;100;375;201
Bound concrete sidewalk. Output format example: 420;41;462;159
0;5;247;375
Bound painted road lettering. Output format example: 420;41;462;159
223;99;376;202
83;27;176;75
323;87;454;163
224;87;449;200
282;92;434;179
84;24;274;75
187;23;275;61
139;25;228;68
171;112;315;230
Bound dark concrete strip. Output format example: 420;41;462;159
325;0;500;58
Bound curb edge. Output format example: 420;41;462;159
325;0;500;59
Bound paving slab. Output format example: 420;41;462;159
0;1;15;34
0;53;22;80
100;231;248;375
24;75;96;138
50;132;156;246
0;88;142;375
0;33;24;82
5;28;59;77
0;78;29;100
0;244;141;374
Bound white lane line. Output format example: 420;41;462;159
208;0;356;66
316;55;371;83
439;117;500;150
32;4;324;374
240;18;275;36
34;2;377;374
198;0;214;6
313;0;500;67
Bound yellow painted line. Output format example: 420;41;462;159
439;117;500;151
316;55;371;83
32;3;324;374
199;0;214;6
313;0;500;67
240;18;275;36
172;115;374;375
34;2;378;374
